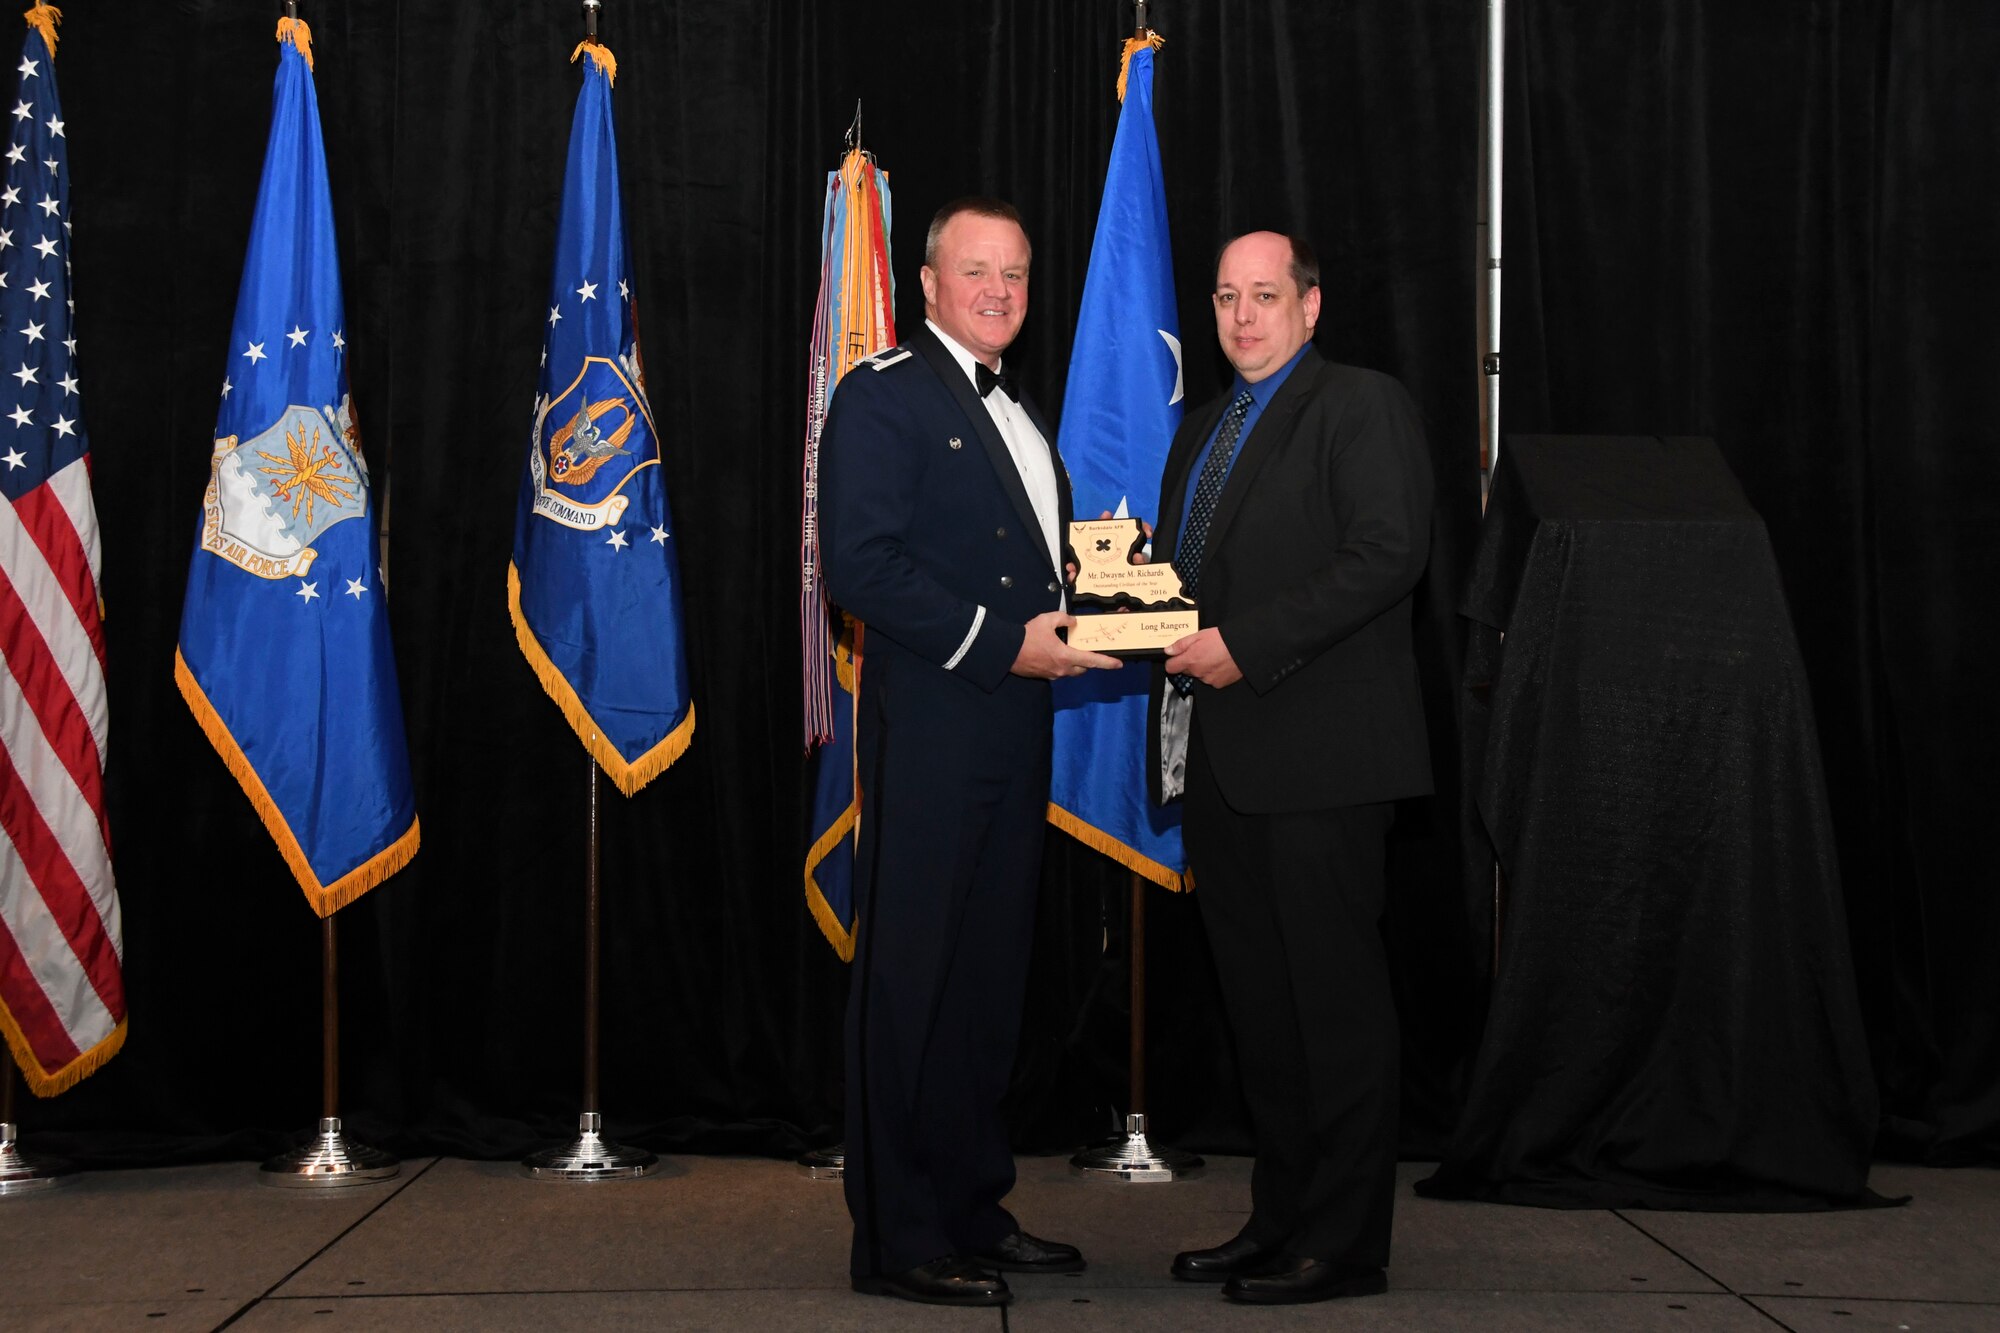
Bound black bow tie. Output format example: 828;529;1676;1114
975;362;1019;402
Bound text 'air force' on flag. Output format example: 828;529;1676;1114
174;16;418;916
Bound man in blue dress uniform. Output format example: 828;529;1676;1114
820;197;1122;1308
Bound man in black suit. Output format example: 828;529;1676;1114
820;197;1120;1308
1150;231;1434;1304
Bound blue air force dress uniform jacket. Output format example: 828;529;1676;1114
819;323;1072;1279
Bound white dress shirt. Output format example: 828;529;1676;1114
926;319;1063;579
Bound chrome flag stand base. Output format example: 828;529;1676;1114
0;1121;75;1196
522;1111;655;1182
1071;1113;1204;1183
796;1143;844;1179
261;1116;399;1188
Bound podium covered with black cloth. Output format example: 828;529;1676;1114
1419;436;1885;1210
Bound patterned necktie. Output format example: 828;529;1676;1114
1170;390;1255;695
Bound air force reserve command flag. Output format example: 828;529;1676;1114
509;39;694;795
174;17;418;917
0;4;127;1095
1047;34;1187;889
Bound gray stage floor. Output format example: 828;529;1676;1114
3;1154;1995;1331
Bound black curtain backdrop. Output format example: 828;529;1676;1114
19;1;1995;1173
1499;0;1999;1167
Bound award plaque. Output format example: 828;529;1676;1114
1066;517;1198;656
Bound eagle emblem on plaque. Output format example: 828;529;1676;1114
199;397;369;580
528;353;659;532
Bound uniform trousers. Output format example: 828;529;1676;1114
843;651;1050;1277
1183;722;1400;1267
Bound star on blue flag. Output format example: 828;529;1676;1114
0;3;129;1097
508;41;694;795
174;18;419;915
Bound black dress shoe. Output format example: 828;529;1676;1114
1223;1256;1388;1305
851;1255;1012;1306
973;1229;1087;1274
1170;1233;1283;1282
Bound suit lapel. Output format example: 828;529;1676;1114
910;326;1048;549
1200;347;1326;562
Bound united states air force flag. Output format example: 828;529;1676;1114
1048;34;1186;890
509;40;694;795
800;146;895;960
174;18;418;916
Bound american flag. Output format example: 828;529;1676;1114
0;7;125;1097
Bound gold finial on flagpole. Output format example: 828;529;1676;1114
1117;6;1165;104
276;4;314;70
572;0;617;84
22;5;61;55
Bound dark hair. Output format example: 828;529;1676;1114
925;196;1029;267
1214;232;1320;296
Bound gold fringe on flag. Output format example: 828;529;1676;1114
0;1009;125;1099
22;3;59;54
1116;29;1165;104
803;813;860;962
276;14;314;70
571;38;618;86
803;617;863;959
174;649;420;916
506;562;694;797
1046;801;1188;892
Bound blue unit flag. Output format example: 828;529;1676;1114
509;41;694;795
1048;37;1186;890
174;18;418;916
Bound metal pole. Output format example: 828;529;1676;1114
1481;0;1505;506
583;0;601;42
0;1041;76;1195
521;744;655;1180
321;914;339;1120
1127;876;1147;1115
583;755;601;1115
1071;872;1202;1182
1482;0;1508;971
1135;0;1150;36
260;910;398;1186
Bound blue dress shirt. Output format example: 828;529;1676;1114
1176;342;1313;538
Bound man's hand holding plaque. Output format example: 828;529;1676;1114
1065;517;1198;657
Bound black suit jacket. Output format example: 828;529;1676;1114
820;324;1072;697
1149;347;1434;813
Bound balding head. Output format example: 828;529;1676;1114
1212;231;1321;382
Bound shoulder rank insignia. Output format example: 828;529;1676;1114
863;347;913;371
